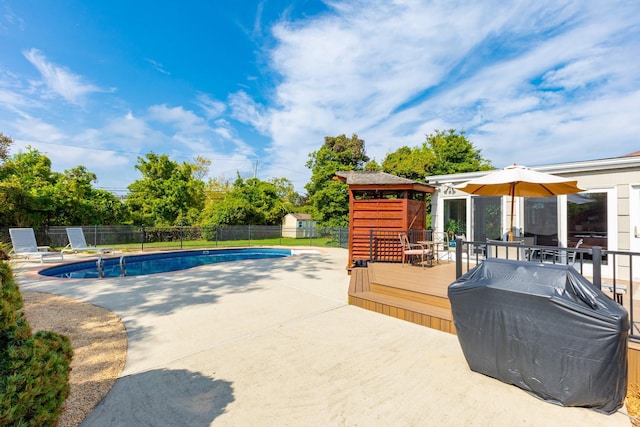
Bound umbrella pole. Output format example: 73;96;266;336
509;184;515;241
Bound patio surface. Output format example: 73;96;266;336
14;248;631;426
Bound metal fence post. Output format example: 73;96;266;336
141;225;145;251
592;246;602;289
455;238;463;279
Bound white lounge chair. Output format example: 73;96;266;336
9;228;64;264
63;227;115;254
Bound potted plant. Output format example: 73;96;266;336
445;219;462;242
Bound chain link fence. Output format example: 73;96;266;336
0;225;349;252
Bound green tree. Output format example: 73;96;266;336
0;149;128;227
382;130;492;179
0;132;13;162
305;134;369;227
382;145;434;181
202;176;291;226
364;159;382;171
85;189;129;225
126;153;205;226
427;129;492;175
0;147;58;226
52;166;98;225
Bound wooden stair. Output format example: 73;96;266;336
348;262;456;334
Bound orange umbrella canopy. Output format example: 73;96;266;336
456;164;584;240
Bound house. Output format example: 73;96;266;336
426;152;640;279
282;213;318;238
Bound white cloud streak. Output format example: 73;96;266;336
23;48;104;105
253;0;640;186
2;1;640;194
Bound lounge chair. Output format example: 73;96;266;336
9;228;64;264
63;227;115;254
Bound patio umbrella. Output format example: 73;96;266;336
455;164;584;241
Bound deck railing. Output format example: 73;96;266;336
366;230;640;342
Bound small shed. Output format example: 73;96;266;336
334;171;435;267
282;213;318;238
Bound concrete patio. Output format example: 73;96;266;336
14;248;631;426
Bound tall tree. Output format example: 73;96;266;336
126;153;205;226
427;129;493;175
201;176;291;226
0;132;14;162
305;134;369;227
53;166;127;225
0;148;128;226
382;130;492;179
382;145;434;181
0;147;58;226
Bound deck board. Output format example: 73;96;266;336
348;260;640;388
348;261;460;334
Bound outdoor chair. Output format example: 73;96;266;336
399;232;432;268
8;228;64;264
63;227;115;254
436;232;454;262
541;239;583;265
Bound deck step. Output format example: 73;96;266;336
352;290;453;321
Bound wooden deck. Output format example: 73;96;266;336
348;260;640;388
348;261;460;334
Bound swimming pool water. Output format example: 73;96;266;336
39;248;292;278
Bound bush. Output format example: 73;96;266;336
0;261;73;426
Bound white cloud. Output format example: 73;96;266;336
23;48;104;105
3;1;640;195
228;91;269;133
145;58;171;75
147;104;210;134
105;111;151;140
195;93;226;119
247;0;640;189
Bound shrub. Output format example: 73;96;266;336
0;261;73;426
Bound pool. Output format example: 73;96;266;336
39;248;294;279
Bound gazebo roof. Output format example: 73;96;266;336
334;171;434;192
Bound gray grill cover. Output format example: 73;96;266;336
448;258;628;414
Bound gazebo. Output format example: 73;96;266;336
334;171;435;268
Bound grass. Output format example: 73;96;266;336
108;237;341;252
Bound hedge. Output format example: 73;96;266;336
0;261;73;426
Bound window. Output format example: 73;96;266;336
472;196;501;241
524;197;557;246
444;199;467;237
568;192;607;250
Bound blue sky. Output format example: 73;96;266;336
1;1;639;195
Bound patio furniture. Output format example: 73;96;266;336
486;239;525;260
9;228;64;264
63;227;115;254
399;232;432;268
603;284;626;305
541;239;583;264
